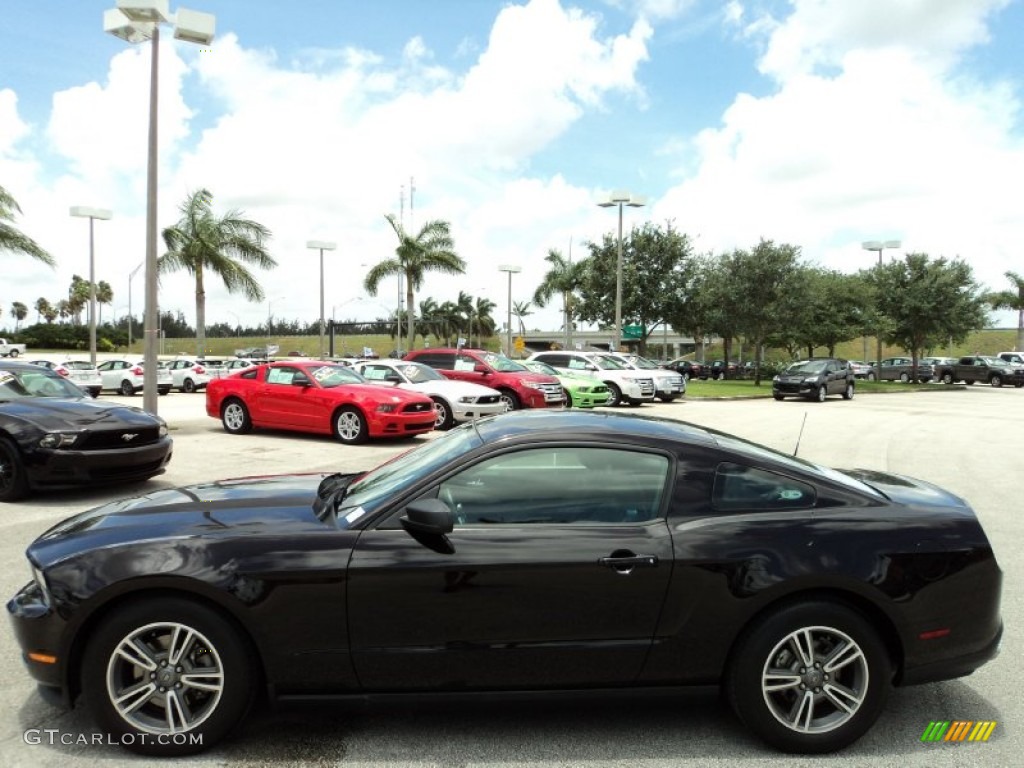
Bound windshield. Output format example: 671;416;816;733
0;368;86;400
481;352;528;372
524;360;557;376
628;356;660;369
397;363;445;383
784;360;826;375
308;365;365;386
593;355;629;370
337;424;485;521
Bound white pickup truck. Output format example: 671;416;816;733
0;338;27;357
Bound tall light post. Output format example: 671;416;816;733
127;260;143;349
105;1;215;414
598;190;646;352
862;239;902;376
69;207;113;366
498;265;521;357
307;240;336;359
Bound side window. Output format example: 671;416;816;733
266;367;301;385
454;354;478;372
567;356;589;370
419;354;455;370
240;369;258;380
437;447;670;525
361;365;390;381
712;462;815;511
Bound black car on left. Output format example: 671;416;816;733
0;361;172;501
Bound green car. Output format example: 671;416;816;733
523;360;611;408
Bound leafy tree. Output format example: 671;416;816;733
364;214;466;349
576;222;697;354
68;275;89;325
987;271;1024;352
42;305;58;324
533;248;582;348
864;253;988;380
0;184;53;266
11;301;27;331
96;280;113;325
34;297;51;324
769;268;873;359
160;188;275;357
472;296;497;344
56;299;70;324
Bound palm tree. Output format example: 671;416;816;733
161;189;275;356
11;301;27;331
512;300;533;336
96;280;113;325
34;297;51;324
533;248;581;348
989;271;1024;352
0;185;54;266
364;214;466;349
473;296;497;344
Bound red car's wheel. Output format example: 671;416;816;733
334;407;368;444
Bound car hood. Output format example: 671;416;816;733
0;397;161;431
776;370;824;382
28;473;333;567
839;468;970;509
558;370;606;386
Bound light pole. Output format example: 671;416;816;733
498;265;521;357
598;190;646;352
127;260;143;349
69;207;113;367
307;240;336;359
105;1;215;415
862;239;901;376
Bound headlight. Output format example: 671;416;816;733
578;386;592;393
772;375;780;382
376;404;397;413
38;432;78;449
523;381;544;390
30;563;51;606
158;424;169;438
803;376;821;384
458;396;474;403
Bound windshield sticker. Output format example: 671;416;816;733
780;490;803;500
0;371;14;385
311;366;336;382
344;507;367;524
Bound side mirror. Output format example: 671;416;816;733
292;375;311;387
401;498;454;536
384;374;402;384
473;363;490;374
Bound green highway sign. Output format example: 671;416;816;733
622;325;643;339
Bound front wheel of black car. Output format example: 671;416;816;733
815;386;827;403
81;597;256;756
773;393;784;401
726;601;890;754
0;438;29;502
990;375;1002;388
842;383;854;400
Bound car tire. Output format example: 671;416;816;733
159;388;170;396
942;372;954;384
562;389;572;408
221;399;252;435
866;372;876;382
90;388;101;398
899;373;909;383
842;382;854;400
725;600;890;754
966;380;975;385
990;375;1002;388
0;438;29;502
605;382;623;407
497;389;521;411
120;380;135;396
81;596;256;756
8;349;19;358
773;393;785;401
658;394;678;403
816;385;827;403
431;397;455;430
334;406;368;444
183;378;196;393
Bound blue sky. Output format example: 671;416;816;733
2;0;1022;333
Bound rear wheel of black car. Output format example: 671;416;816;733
221;399;252;435
82;597;256;756
726;601;890;754
431;397;455;430
334;406;368;444
990;375;1002;388
0;438;29;502
120;380;135;396
842;383;854;400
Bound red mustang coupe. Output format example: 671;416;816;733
206;361;436;444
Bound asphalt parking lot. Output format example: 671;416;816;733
1;387;1021;767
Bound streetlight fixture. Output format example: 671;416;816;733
104;0;215;415
862;239;902;376
598;190;646;352
69;207;113;367
307;240;336;359
498;264;521;357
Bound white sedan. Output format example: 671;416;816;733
355;360;506;430
96;359;173;396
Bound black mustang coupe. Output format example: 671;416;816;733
0;361;172;501
7;410;1001;755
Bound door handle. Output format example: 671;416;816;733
599;553;658;574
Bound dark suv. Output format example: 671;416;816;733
403;348;563;410
772;358;855;402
